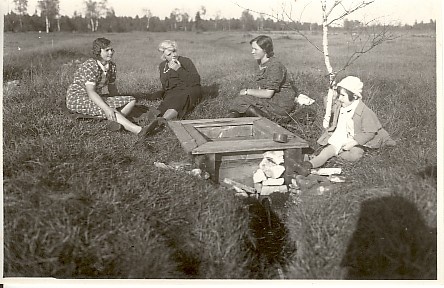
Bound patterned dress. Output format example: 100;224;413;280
230;57;296;117
66;58;135;118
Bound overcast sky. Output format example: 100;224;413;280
1;0;440;25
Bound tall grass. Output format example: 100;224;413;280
3;30;437;279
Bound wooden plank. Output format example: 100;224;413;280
253;118;307;143
178;117;260;127
205;153;218;182
197;125;253;139
222;178;256;193
219;151;264;161
168;121;198;153
211;136;255;142
192;138;308;154
183;124;208;146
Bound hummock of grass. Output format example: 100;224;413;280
3;31;437;279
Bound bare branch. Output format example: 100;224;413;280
298;1;313;23
234;2;324;53
327;0;375;26
335;24;398;74
325;0;342;18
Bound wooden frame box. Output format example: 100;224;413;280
168;117;309;188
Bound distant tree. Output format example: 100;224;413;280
240;10;255;31
13;0;28;30
84;0;108;32
214;10;221;30
199;6;206;19
180;12;190;31
344;19;362;31
195;11;201;31
169;8;180;30
257;13;265;31
37;0;59;33
142;8;152;30
148;16;167;32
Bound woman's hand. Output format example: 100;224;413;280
104;106;118;121
168;59;181;71
239;89;248;96
342;140;358;151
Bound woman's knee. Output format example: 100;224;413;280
339;147;364;162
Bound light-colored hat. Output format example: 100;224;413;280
337;76;363;98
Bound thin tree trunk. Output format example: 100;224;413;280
45;15;50;33
321;2;335;129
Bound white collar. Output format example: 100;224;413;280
97;60;109;73
340;99;360;113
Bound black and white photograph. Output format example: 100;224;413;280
1;0;442;284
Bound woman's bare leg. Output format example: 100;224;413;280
115;113;142;134
162;109;178;120
120;99;136;116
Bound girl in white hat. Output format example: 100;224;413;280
294;76;396;176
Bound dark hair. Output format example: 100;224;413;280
250;35;274;57
337;86;356;101
92;37;111;59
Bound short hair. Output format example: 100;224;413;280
158;40;178;60
92;37;111;59
337;87;356;101
250;35;274;57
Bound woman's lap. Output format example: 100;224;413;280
66;94;135;117
158;86;201;118
230;92;295;116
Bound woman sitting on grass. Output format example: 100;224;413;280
142;40;202;134
66;37;151;138
227;35;297;120
294;76;396;176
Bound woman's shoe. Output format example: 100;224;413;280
106;121;123;132
227;110;243;118
295;161;313;177
245;105;269;118
138;119;159;139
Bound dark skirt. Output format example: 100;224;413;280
158;86;202;119
230;88;295;117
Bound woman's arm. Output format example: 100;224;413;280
175;57;201;86
354;107;382;145
85;84;117;121
244;59;285;99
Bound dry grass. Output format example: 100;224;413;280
2;30;437;279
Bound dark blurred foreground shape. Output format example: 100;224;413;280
341;195;437;279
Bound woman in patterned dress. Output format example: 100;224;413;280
228;35;296;120
66;37;149;136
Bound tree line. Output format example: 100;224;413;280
4;0;436;33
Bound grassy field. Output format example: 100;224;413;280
2;30;438;279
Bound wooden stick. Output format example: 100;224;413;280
222;178;256;194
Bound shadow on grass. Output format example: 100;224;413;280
242;196;296;279
341;195;437;279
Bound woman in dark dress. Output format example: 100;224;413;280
144;40;202;134
228;35;296;120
